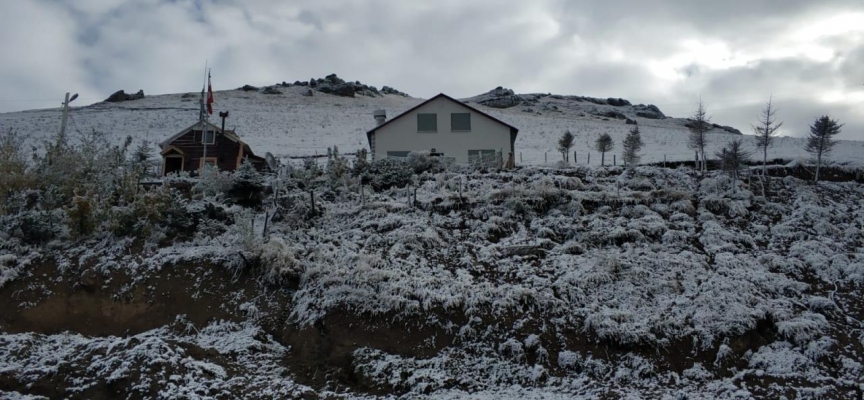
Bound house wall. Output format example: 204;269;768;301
164;129;242;174
372;97;513;164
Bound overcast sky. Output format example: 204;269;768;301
2;0;862;139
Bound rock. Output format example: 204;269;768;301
262;86;282;95
104;89;145;102
309;79;317;88
324;73;345;85
318;82;356;97
626;118;638;125
301;89;314;96
466;86;525;109
606;97;632;107
712;123;743;135
294;80;307;86
181;93;195;99
634;104;666;119
241;84;259;92
281;81;290;87
381;86;410;97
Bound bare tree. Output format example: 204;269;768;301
687;98;710;173
804;115;842;183
715;139;751;193
558;131;575;163
622;125;644;169
595;133;614;166
752;96;782;178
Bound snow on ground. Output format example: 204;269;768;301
2;85;862;166
2;162;862;398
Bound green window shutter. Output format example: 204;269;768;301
417;113;437;132
451;113;471;131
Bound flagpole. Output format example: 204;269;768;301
201;64;209;174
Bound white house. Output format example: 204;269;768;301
366;93;519;165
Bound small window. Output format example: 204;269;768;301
417;113;437;132
200;157;218;169
386;151;411;159
451;113;471;131
203;130;215;145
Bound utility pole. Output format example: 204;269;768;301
58;92;78;142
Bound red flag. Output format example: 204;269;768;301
206;74;214;115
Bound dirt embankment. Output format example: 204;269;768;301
0;259;459;397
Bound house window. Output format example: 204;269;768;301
386;151;411;159
451;113;471;131
200;157;218;169
468;150;497;165
203;130;215;144
417;113;437;132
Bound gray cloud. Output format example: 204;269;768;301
1;0;862;139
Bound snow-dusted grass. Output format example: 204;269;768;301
2;164;864;398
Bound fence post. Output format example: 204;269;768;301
574;151;577;164
587;153;590;165
614;154;616;166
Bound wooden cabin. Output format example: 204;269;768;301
159;121;267;176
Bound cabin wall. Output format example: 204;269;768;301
168;129;242;173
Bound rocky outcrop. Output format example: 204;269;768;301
241;85;259;92
305;74;408;98
713;124;742;135
104;90;145;102
380;86;409;97
262;86;282;95
634;104;665;119
465;87;530;109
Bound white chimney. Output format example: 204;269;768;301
373;109;386;126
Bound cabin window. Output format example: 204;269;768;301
200;157;218;169
451;113;471;131
203;130;215;144
468;150;497;165
417;113;437;132
386;151;411;159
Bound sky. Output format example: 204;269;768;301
1;0;862;139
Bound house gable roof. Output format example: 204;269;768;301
365;93;519;145
159;120;243;148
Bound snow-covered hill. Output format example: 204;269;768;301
2;77;862;166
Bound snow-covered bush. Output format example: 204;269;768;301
227;158;266;208
362;158;414;191
407;150;444;174
0;254;18;288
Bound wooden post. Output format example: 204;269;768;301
587;153;590;165
574;151;577;164
614;154;616;166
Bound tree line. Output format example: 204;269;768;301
555;97;844;185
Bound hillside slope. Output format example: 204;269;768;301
2;162;863;398
2;77;862;166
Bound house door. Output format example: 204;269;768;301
163;157;184;175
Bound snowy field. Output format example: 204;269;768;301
2;85;863;167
